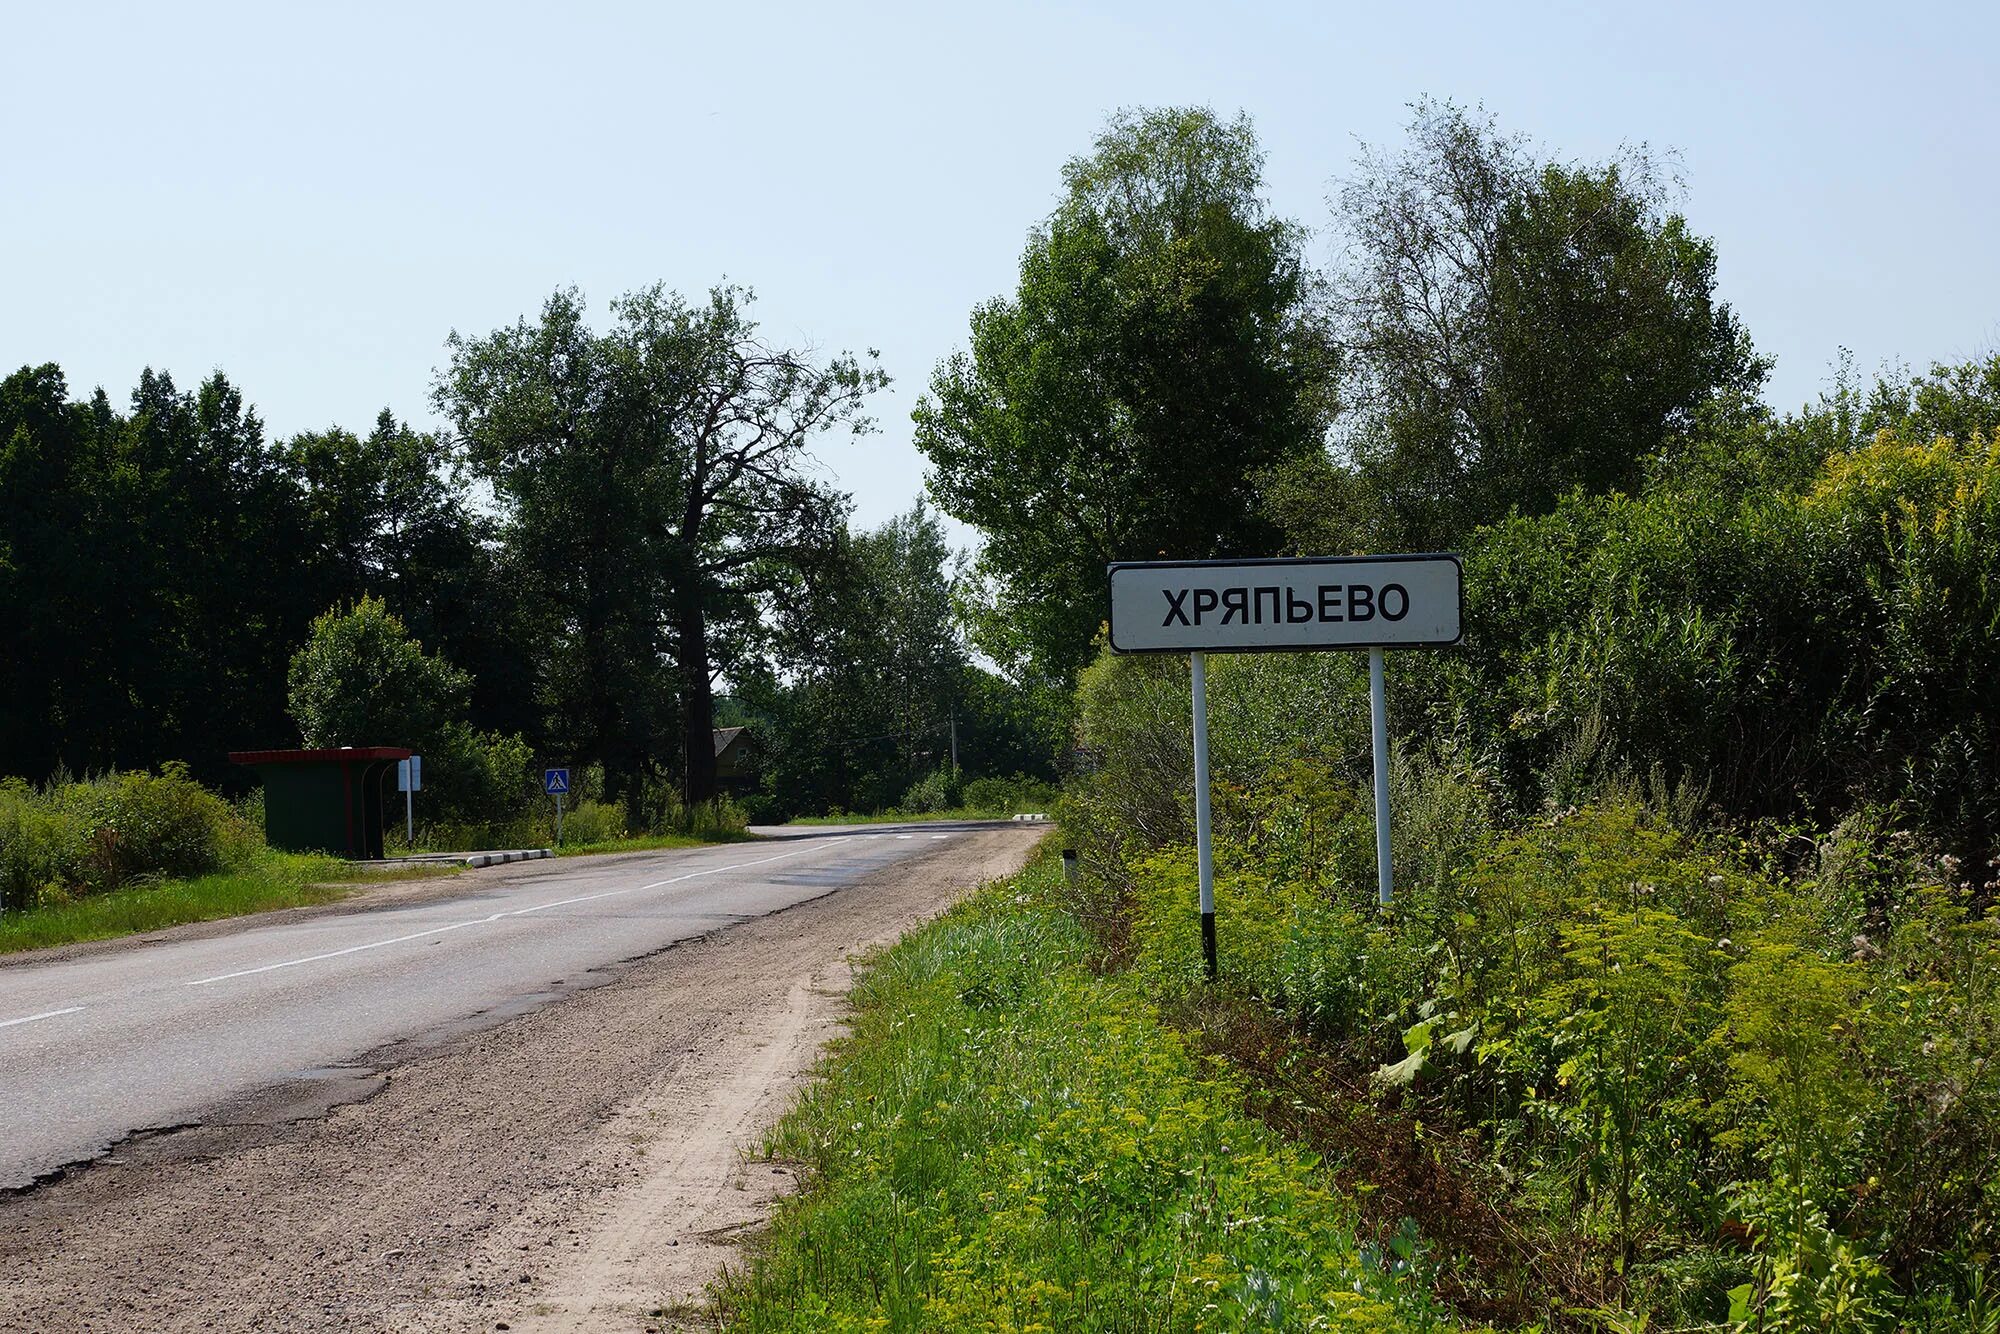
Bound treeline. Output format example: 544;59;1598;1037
0;288;1054;827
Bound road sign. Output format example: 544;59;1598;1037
543;768;570;796
1107;553;1463;976
397;756;422;792
1108;554;1461;654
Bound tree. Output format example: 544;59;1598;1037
287;596;470;748
1320;99;1766;548
0;363;321;783
915;106;1337;688
739;502;1057;817
0;365;94;778
439;285;882;811
287;596;532;826
851;502;965;776
286;411;535;742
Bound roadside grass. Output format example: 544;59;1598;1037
0;851;457;955
713;856;1460;1332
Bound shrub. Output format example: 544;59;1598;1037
424;723;532;825
962;772;1059;813
900;767;959;813
0;781;87;913
287;596;470;749
1;766;252;911
47;763;237;886
557;799;626;846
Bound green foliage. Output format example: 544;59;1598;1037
740;502;1058;819
719;861;1455;1330
1443;419;2000;857
423;722;532;825
555;798;627;846
958;773;1058;815
1715;941;1876;1242
0;764;249;911
440;283;883;809
287;595;471;749
899;767;959;814
1068;627;1999;1319
1312;99;1765;549
916;106;1337;686
0;780;87;912
287;597;535;829
1096;786;2000;1324
0;364;328;783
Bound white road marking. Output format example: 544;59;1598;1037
930;833;950;839
895;834;914;840
183;842;835;989
0;1006;85;1030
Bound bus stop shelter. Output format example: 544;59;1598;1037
229;747;413;859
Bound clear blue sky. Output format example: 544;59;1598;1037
6;1;1996;531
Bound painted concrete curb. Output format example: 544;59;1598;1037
462;849;554;868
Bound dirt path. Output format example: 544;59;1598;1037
0;827;1039;1333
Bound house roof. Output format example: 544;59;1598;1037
713;726;748;757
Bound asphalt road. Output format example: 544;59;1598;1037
0;821;1004;1191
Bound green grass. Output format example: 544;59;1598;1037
783;806;1046;826
714;855;1460;1331
0;852;457;955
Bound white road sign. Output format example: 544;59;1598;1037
1107;555;1462;654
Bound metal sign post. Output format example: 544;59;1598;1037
1368;649;1392;907
1108;555;1462;974
397;755;422;846
543;768;571;847
1190;651;1218;978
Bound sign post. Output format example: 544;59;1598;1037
1190;651;1218;977
1108;555;1462;973
543;768;571;846
1368;648;1392;907
397;755;422;846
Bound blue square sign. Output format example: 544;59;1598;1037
543;768;570;796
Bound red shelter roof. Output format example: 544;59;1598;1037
229;747;413;765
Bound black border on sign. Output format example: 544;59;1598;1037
1104;552;1465;654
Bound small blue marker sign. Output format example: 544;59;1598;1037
543;768;570;796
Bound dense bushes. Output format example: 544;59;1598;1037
1425;424;2000;860
1123;805;2000;1326
0;764;248;911
895;769;1058;816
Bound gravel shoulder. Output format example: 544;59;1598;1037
0;825;1040;1333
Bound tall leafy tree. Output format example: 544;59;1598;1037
287;410;534;740
850;502;964;776
740;502;1055;817
915;107;1337;688
1316;99;1767;548
439;285;881;810
287;595;471;748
